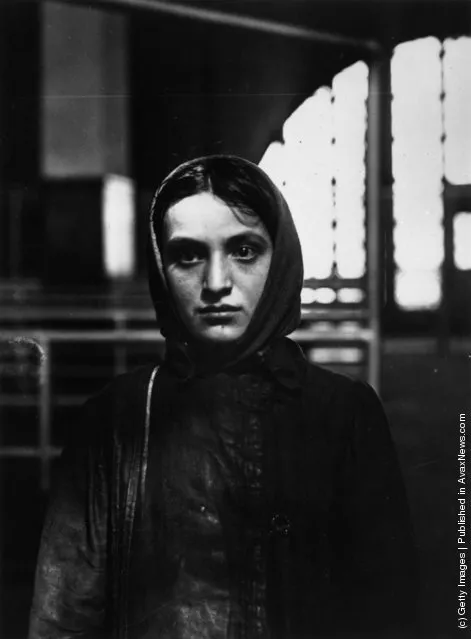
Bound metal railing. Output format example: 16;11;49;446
0;322;376;490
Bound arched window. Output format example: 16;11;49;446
260;62;368;305
260;37;471;319
391;37;443;310
392;36;471;310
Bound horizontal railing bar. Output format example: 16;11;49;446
294;329;374;342
0;446;62;458
0;328;374;343
0;396;40;406
0;308;155;321
0;394;89;407
302;309;368;320
0;307;368;321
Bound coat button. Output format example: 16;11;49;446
270;513;291;537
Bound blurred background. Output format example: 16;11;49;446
0;0;470;636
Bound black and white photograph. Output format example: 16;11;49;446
0;1;470;638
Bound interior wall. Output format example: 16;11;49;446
42;1;130;178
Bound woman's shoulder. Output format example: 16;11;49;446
89;363;158;405
303;361;383;422
68;363;159;447
304;360;363;397
275;338;375;406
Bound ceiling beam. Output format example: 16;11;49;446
55;0;382;53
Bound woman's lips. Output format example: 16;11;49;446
198;306;241;315
198;307;241;323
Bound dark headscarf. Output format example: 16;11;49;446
148;155;304;378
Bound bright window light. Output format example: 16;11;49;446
337;288;365;304
391;37;443;188
391;37;444;310
305;321;335;332
454;212;471;270
333;62;368;279
301;287;318;305
443;38;471;184
338;321;363;332
102;174;135;278
393;188;443;223
394;220;444;270
314;288;337;304
260;63;368;284
260;86;336;280
258;141;285;186
308;347;363;364
395;270;441;310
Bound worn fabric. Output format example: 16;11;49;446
28;353;418;639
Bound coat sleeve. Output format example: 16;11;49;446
330;380;419;639
28;405;110;639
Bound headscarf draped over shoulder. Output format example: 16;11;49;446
148;155;304;379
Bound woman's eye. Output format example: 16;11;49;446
234;245;258;261
175;249;203;265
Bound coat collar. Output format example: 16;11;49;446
162;337;306;392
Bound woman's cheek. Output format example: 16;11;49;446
173;272;198;310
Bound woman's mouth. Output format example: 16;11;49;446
198;305;242;324
198;305;241;316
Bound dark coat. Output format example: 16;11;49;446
28;342;418;639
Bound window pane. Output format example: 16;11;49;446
391;37;444;310
394;220;444;270
260;86;336;279
260;63;368;282
443;38;471;185
333;62;368;278
454;212;471;270
395;269;441;310
102;174;135;278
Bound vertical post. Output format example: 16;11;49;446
114;313;128;377
0;2;6;281
2;1;40;280
366;56;383;393
438;180;452;355
39;336;52;491
437;43;452;356
380;51;394;337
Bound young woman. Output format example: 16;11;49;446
29;156;417;639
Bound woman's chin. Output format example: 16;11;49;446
196;324;246;344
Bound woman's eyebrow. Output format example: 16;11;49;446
224;231;271;249
166;231;269;247
166;236;205;248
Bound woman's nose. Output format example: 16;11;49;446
203;254;232;294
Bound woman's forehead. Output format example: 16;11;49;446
163;192;270;244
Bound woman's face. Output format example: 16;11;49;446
162;192;273;343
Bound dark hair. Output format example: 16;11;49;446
150;155;280;246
